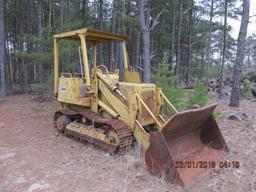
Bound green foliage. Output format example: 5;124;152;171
31;76;52;95
188;83;208;108
153;52;176;88
153;52;208;111
246;72;256;82
30;102;44;113
241;80;250;97
213;111;223;119
207;64;219;78
14;50;52;65
31;82;49;95
4;0;246;97
164;88;190;110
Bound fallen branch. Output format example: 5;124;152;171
0;98;8;102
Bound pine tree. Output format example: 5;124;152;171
229;0;250;107
0;0;6;98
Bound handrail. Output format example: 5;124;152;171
61;73;73;78
135;120;149;135
96;65;110;76
136;94;162;128
78;46;84;78
158;114;166;123
128;65;135;72
160;92;177;113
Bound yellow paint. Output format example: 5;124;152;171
66;122;114;144
54;38;59;95
53;28;178;150
79;34;90;87
122;42;128;70
57;76;91;107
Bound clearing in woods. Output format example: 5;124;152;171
0;95;255;192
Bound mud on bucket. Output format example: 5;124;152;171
145;104;228;186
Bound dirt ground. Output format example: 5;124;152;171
0;95;255;192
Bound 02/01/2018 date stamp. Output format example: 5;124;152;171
175;161;240;169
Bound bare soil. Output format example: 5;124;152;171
0;95;255;192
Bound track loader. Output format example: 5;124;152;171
53;29;228;186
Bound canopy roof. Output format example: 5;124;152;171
54;28;128;42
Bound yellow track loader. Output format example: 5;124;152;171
53;28;228;186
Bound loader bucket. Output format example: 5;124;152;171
145;104;228;186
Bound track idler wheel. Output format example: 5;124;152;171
56;115;70;133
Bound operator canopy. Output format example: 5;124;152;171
54;28;129;42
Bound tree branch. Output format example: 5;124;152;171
249;14;256;18
150;51;156;60
149;9;164;31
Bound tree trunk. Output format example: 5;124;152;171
175;0;182;77
135;30;141;70
247;52;251;68
205;0;214;84
38;0;44;83
229;0;250;107
61;0;64;29
48;0;52;28
139;0;151;83
66;0;70;14
135;0;141;72
218;0;228;98
186;0;193;86
98;0;104;65
217;43;222;76
121;0;126;33
170;2;176;69
4;0;12;90
27;0;33;84
110;0;116;70
15;0;27;93
0;0;6;98
82;0;88;13
5;34;11;88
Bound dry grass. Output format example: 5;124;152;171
0;95;255;192
188;98;256;192
106;97;256;192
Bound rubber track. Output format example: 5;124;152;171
58;109;133;152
